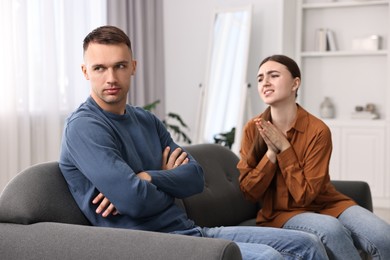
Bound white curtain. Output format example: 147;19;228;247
0;0;107;192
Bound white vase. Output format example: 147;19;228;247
320;97;335;119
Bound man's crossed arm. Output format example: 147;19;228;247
93;146;189;217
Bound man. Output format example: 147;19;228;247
59;25;328;259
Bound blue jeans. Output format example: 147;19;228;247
283;205;390;260
171;225;328;260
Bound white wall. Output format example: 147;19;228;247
163;0;290;143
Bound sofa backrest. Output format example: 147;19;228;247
331;180;373;212
0;143;374;229
0;144;257;228
183;144;258;227
0;161;90;225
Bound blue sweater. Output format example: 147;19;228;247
59;97;204;232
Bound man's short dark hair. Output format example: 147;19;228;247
83;25;132;53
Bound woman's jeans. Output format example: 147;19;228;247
283;205;390;260
171;225;328;260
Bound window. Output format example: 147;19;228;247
0;0;107;191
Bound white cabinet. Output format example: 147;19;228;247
294;0;390;208
326;121;388;208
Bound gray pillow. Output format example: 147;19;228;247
0;161;90;225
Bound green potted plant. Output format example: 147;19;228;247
143;100;192;144
213;127;235;149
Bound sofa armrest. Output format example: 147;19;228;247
331;180;373;212
0;222;242;260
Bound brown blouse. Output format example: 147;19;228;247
237;104;356;228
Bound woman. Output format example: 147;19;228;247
237;54;390;260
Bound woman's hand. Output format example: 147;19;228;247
254;118;291;162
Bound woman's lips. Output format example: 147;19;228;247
263;89;274;96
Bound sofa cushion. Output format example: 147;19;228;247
183;144;258;227
0;162;90;225
0;222;242;260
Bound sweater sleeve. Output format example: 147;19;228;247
148;158;204;199
146;114;204;199
63;115;174;219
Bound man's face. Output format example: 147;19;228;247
82;43;136;114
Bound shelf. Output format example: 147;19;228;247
300;50;388;57
323;119;387;127
296;0;390;212
303;0;389;9
297;0;389;121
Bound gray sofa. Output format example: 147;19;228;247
0;143;373;260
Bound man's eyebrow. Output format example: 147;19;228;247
258;70;280;78
115;60;130;64
91;60;129;68
91;63;104;68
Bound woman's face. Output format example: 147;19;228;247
257;60;300;106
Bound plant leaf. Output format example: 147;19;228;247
167;113;188;128
143;100;161;111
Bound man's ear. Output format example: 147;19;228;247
131;60;137;76
81;64;89;80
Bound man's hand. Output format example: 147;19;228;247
92;193;119;217
92;169;152;217
92;146;189;217
162;146;189;170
